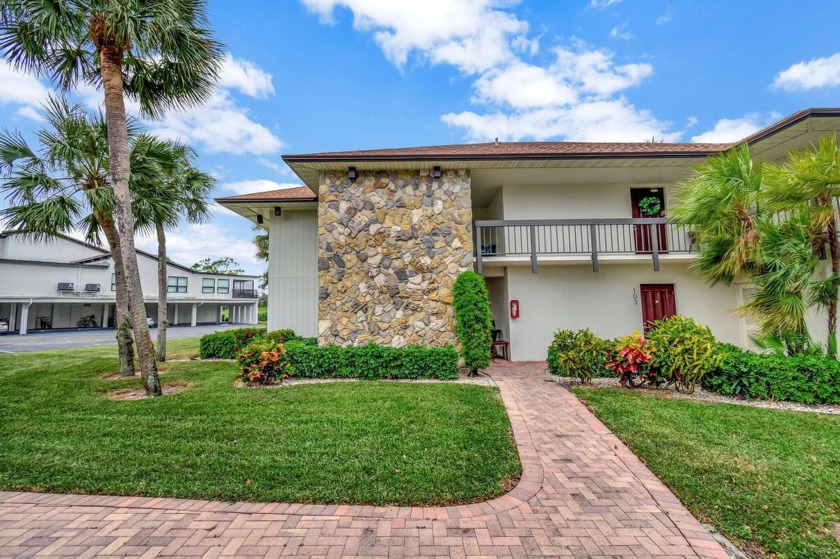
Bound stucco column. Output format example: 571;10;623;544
19;304;29;335
173;304;179;325
8;304;17;334
101;304;108;328
190;304;197;327
253;302;259;325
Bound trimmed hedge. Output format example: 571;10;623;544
284;342;459;380
199;327;268;359
702;345;840;404
453;271;492;374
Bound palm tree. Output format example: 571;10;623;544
1;1;223;396
671;144;765;285
132;139;214;361
763;135;840;354
0;97;142;376
253;225;269;290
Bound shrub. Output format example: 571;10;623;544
453;271;492;375
605;331;654;388
647;316;722;393
237;339;294;385
258;310;267;322
284;342;459;380
546;328;606;383
199;327;268;359
703;346;840;404
263;329;297;344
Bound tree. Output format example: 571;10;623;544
763;135;840;355
0;97;150;376
1;0;224;396
192;257;245;275
253;225;268;290
133;139;214;362
452;271;493;376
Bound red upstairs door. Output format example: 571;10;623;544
631;188;668;253
640;284;676;333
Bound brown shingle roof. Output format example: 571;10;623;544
214;186;316;203
283;141;732;163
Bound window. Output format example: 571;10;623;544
202;278;215;293
217;279;230;294
111;273;116;292
167;276;187;293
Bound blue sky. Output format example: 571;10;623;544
1;0;839;274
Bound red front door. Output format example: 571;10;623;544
640;284;676;333
631;188;668;253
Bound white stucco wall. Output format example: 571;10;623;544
502;261;744;361
268;209;318;337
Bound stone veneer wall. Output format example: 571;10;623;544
318;169;473;347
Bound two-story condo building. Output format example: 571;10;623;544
0;231;260;335
217;108;840;361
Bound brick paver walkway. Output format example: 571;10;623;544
0;362;728;558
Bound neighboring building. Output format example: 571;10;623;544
217;108;840;360
0;231;260;335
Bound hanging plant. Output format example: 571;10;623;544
638;196;662;216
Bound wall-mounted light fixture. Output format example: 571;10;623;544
274;207;282;216
348;166;357;181
432;165;442;179
256;214;264;224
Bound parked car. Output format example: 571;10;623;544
0;317;8;335
146;316;155;327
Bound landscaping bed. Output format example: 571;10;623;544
572;387;840;558
0;339;520;506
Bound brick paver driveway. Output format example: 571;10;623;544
0;362;728;558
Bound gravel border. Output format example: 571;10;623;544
552;374;840;416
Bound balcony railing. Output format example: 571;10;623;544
474;218;698;273
232;289;259;299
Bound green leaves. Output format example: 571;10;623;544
453;271;493;374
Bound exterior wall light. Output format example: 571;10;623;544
274;207;281;216
348;166;357;181
256;214;264;224
433;166;442;179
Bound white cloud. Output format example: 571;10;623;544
15;105;44;122
300;0;528;73
136;223;263;271
218;53;275;98
0;61;50;109
302;1;668;143
609;23;634;40
147;90;283;155
443;98;678;142
690;113;778;143
655;13;672;25
222;180;302;195
771;53;840;92
590;0;622;9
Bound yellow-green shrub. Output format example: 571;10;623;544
647;316;722;393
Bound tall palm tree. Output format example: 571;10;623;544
671;144;766;286
0;97;144;376
763;135;840;354
1;1;223;396
132;139;213;361
253;225;269;290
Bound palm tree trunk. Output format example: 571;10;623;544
827;212;839;355
156;223;168;362
99;46;161;396
97;213;136;376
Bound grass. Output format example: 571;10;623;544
0;338;520;506
572;387;840;559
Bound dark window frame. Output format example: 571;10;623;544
167;276;188;294
202;278;215;294
217;278;230;294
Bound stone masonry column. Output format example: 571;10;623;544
317;169;473;347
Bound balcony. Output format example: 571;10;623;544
232;289;259;299
474;218;698;273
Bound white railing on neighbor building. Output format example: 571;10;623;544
474;218;698;273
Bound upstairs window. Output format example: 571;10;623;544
111;273;116;292
202;278;215;294
167;276;187;294
217;279;230;294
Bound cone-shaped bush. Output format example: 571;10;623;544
453;271;493;375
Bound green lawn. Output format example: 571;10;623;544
0;339;520;506
572;387;840;559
